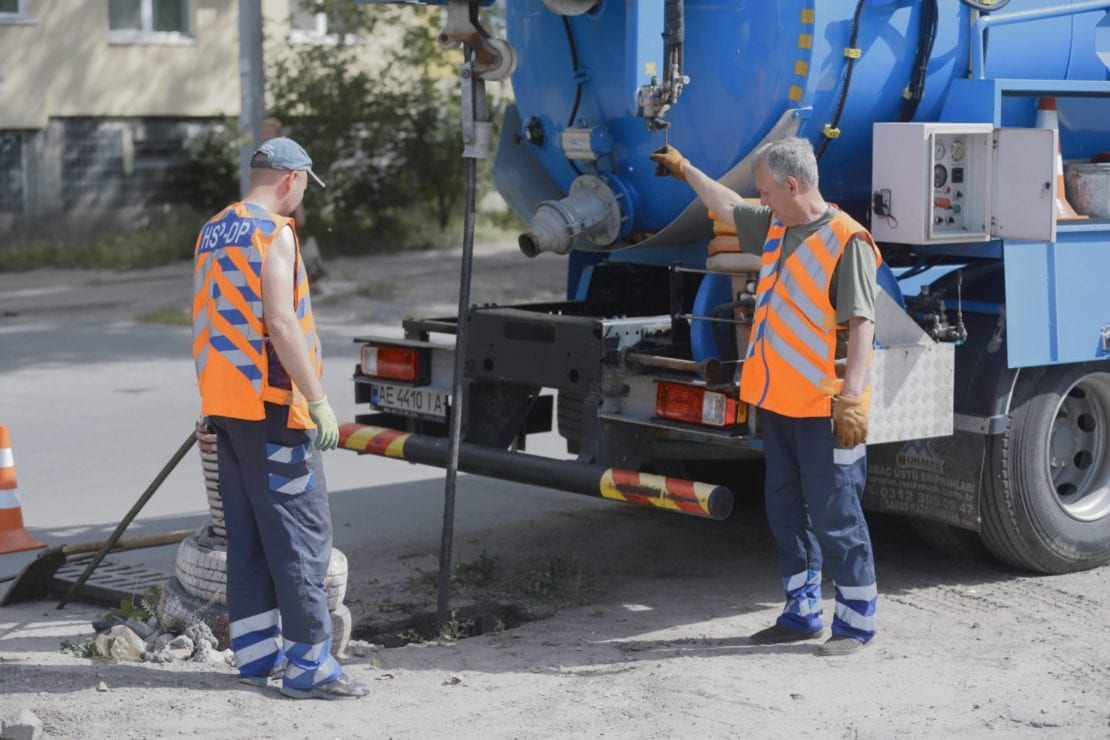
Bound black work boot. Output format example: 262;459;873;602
749;623;823;645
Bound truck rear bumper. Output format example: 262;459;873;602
338;422;734;520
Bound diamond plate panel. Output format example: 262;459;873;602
868;342;954;445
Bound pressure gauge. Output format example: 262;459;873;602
950;140;965;162
934;141;946;161
934;164;948;189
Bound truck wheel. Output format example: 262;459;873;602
908;518;995;563
980;363;1110;573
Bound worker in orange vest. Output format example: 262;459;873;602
652;137;879;656
192;137;367;698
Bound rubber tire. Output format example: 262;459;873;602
980;363;1110;574
175;533;348;610
909;518;996;563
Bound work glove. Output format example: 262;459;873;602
832;393;869;449
307;396;339;451
650;145;689;181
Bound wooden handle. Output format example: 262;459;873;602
62;529;193;556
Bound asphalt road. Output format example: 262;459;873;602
0;247;576;589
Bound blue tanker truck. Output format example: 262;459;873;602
345;0;1110;575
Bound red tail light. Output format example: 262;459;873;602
361;344;421;382
655;381;745;428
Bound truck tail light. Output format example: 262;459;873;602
655;381;745;428
361;344;421;382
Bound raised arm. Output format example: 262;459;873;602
650;146;744;228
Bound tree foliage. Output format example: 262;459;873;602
267;1;499;253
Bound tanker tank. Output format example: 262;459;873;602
500;0;1110;257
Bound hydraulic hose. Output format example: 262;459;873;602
663;0;685;88
900;0;939;122
562;16;584;176
816;0;867;160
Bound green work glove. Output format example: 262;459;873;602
832;393;869;448
650;145;689;181
307;396;339;451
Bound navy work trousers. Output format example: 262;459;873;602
210;403;339;686
761;409;878;642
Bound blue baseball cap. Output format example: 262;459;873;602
250;136;326;188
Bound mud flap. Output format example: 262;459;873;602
863;430;987;530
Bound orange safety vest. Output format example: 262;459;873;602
739;210;881;418
191;202;321;429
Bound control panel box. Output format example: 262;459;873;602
871;122;1057;245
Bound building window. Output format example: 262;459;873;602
0;0;30;23
289;1;361;46
108;0;193;44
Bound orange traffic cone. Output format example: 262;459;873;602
1035;97;1085;220
0;425;46;554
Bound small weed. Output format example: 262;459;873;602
493;617;507;634
404;551;503;594
439;610;471;642
396;627;424;644
137;307;191;327
60;638;98;658
515;555;599;608
108;586;161;622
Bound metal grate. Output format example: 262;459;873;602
52;555;169;606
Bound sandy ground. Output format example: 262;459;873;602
2;243;1110;739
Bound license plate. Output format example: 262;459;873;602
370;383;448;420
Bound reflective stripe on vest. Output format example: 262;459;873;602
740;210;881;418
192;203;319;429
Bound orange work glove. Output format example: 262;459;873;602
650;145;689;181
832;393;869;448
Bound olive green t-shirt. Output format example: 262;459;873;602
732;202;876;325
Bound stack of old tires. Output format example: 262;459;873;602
157;418;352;655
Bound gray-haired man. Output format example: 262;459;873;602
652;137;881;656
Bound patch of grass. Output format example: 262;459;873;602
137;307;191;326
401;551;598;609
453;550;501;589
513;555;599;608
0;209;202;272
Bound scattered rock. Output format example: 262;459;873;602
184;623;218;651
90;614;127;634
124;617;157;641
167;635;194;661
94;625;146;662
1;708;43;740
443;675;462;686
95;681;109;692
190;642;231;665
347;641;380;657
151;633;175;652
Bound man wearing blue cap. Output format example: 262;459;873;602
191;136;368;699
